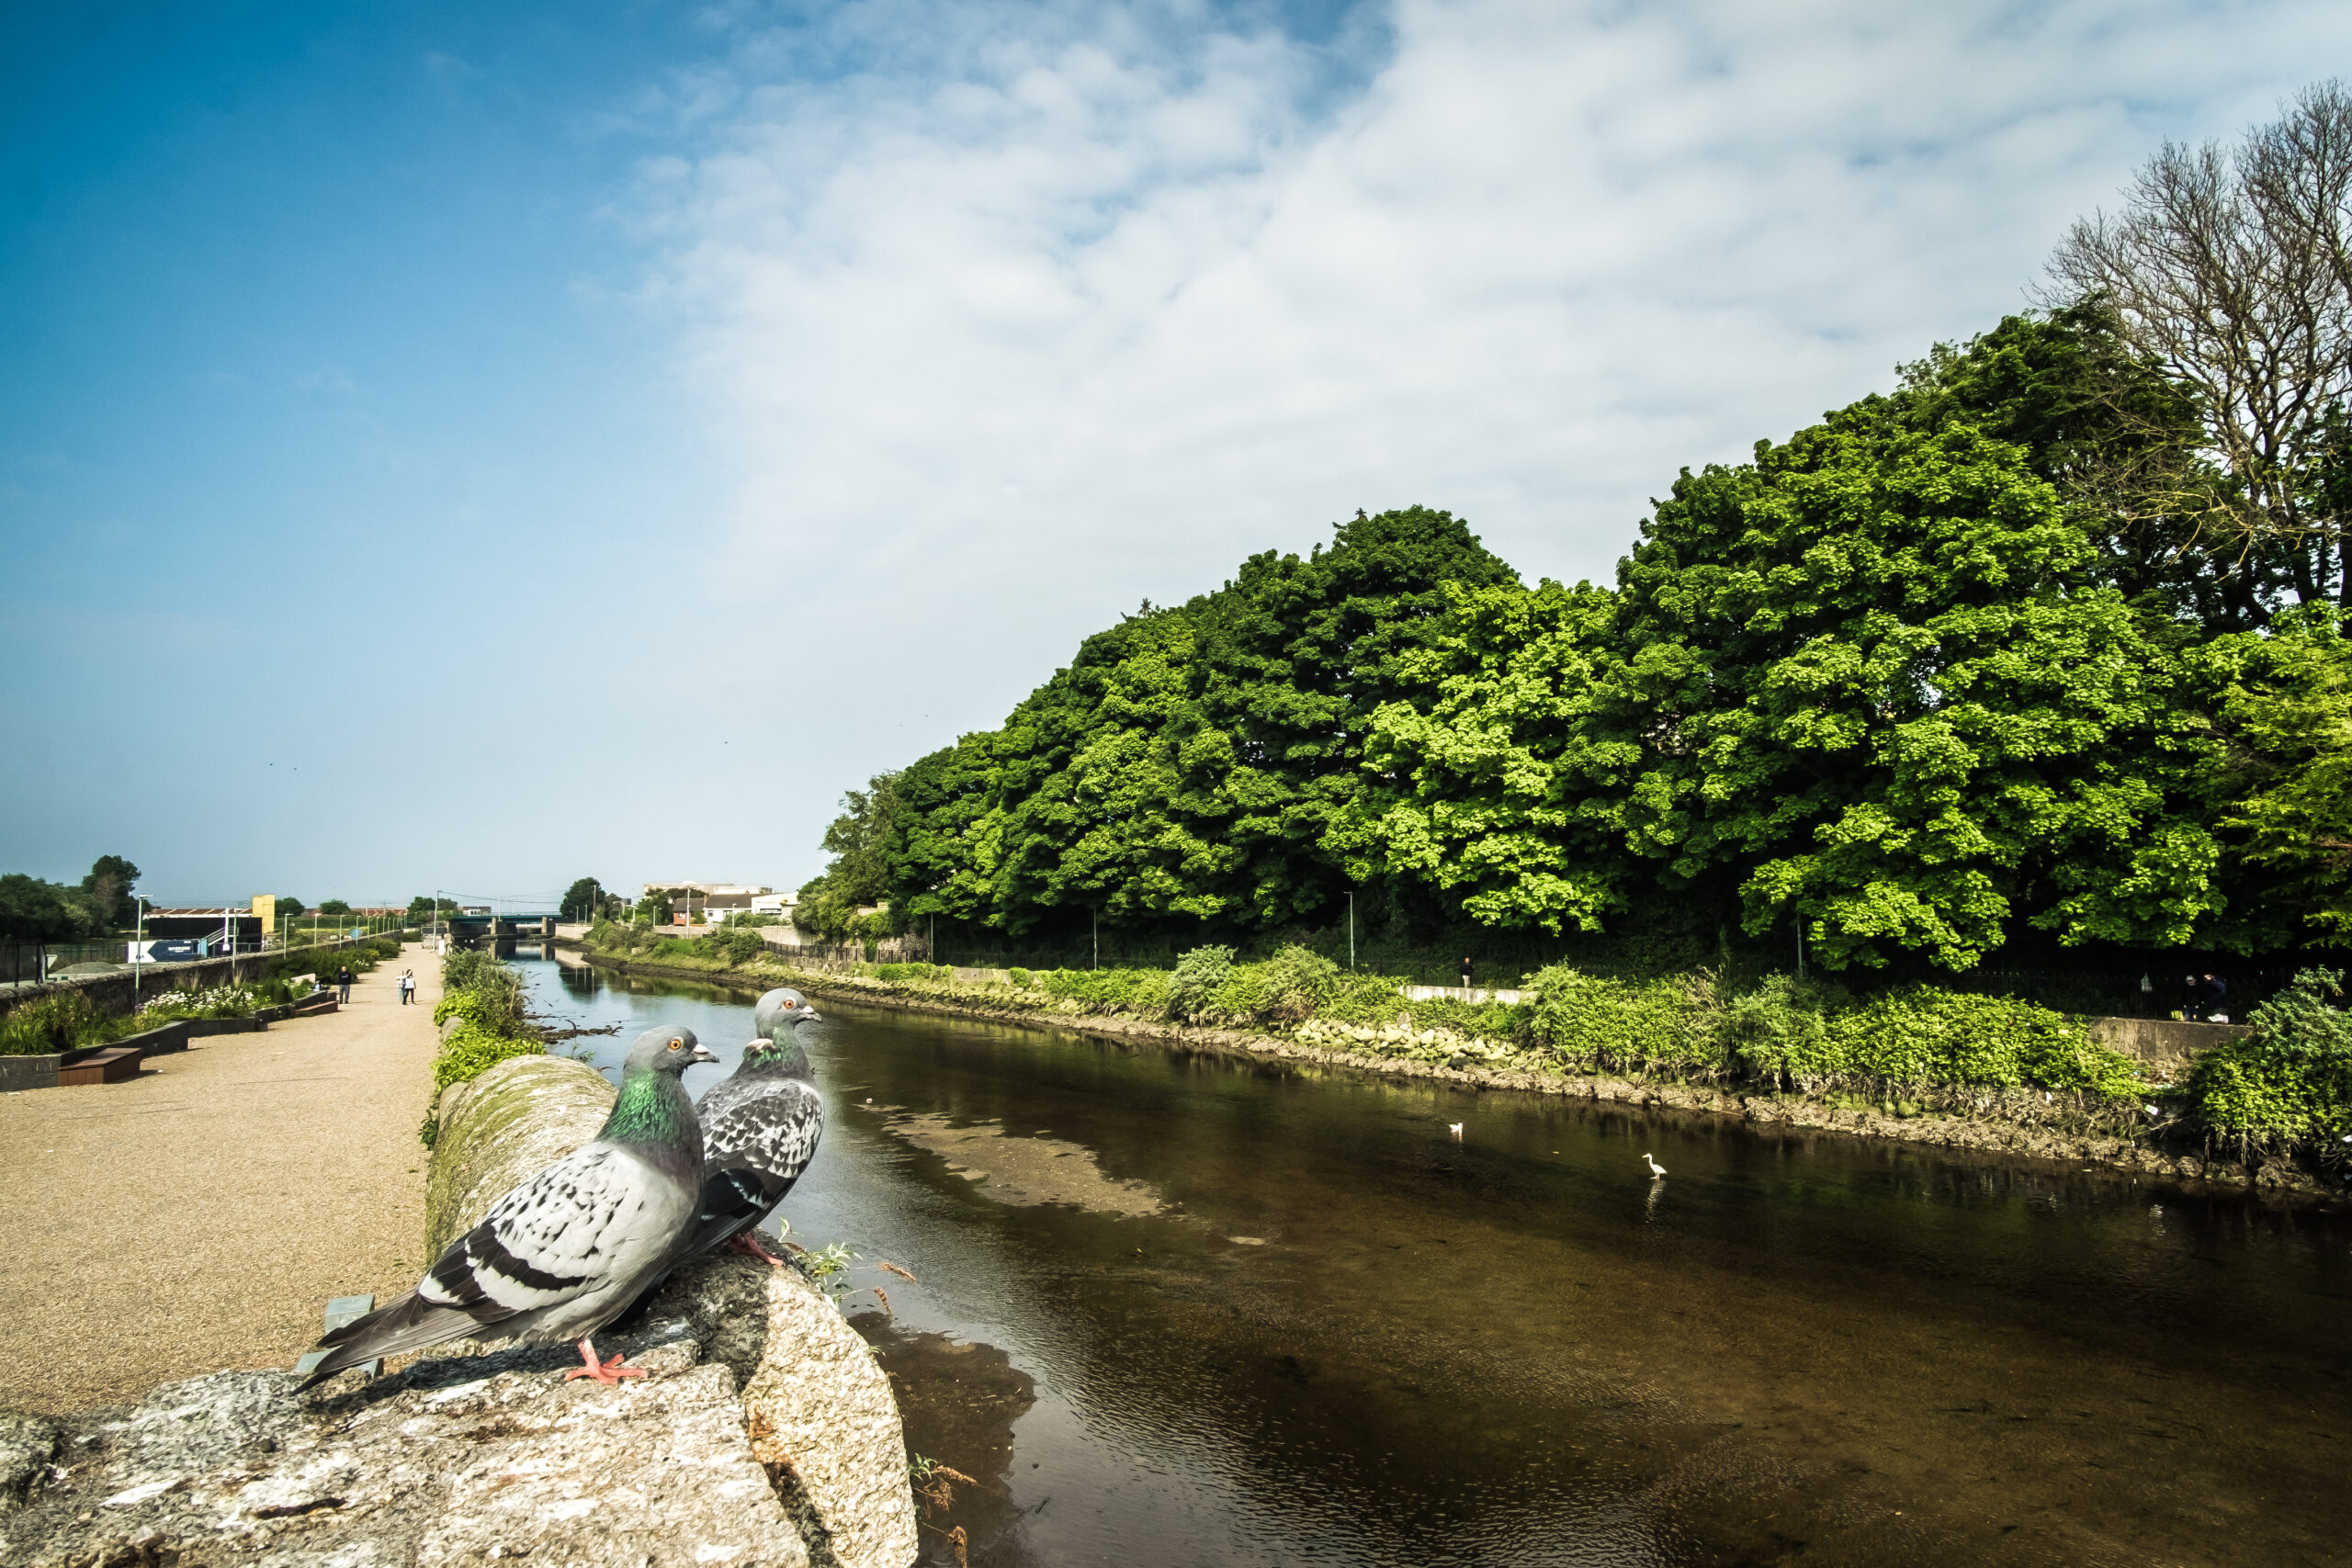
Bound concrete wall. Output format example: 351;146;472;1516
2087;1016;2252;1077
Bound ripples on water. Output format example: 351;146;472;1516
511;949;2352;1568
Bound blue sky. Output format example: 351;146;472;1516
4;0;2348;908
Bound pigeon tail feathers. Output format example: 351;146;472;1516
296;1292;499;1388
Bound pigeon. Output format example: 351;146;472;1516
299;1025;718;1388
676;987;827;1269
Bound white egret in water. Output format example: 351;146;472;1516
1447;1122;1464;1139
1643;1153;1667;1179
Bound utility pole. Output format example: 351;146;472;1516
1347;891;1355;972
134;897;144;1004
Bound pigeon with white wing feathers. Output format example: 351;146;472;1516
299;1025;718;1388
677;987;827;1268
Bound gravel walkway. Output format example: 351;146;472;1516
0;945;444;1414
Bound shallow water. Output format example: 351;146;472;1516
514;950;2352;1567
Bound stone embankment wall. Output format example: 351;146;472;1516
0;1054;921;1568
2086;1016;2253;1078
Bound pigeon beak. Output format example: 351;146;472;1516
688;1044;719;1066
804;1009;822;1022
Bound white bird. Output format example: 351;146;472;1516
1447;1122;1464;1139
1642;1152;1667;1179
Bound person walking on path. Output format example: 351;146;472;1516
398;968;415;1005
1459;954;1474;992
336;965;354;1004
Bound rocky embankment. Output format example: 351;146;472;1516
0;1055;919;1568
579;946;2335;1201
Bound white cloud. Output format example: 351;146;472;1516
628;0;2352;778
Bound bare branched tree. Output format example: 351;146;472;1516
2046;81;2352;611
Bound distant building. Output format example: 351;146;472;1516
140;908;265;953
639;882;781;925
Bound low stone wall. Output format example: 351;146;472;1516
2087;1016;2253;1078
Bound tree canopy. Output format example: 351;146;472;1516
795;91;2352;972
0;855;143;941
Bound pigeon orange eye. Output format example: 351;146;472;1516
668;1040;681;1051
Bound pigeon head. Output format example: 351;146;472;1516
622;1025;718;1078
753;987;822;1037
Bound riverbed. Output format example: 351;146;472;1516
514;947;2351;1567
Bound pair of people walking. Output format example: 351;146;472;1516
397;968;416;1005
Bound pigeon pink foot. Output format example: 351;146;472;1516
728;1231;790;1269
563;1336;645;1383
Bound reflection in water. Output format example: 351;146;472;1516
514;953;2352;1567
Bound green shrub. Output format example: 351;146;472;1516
1822;987;2136;1096
1008;967;1032;987
433;955;527;1035
1168;945;1235;1021
441;948;495;993
1526;965;1727;1077
1311;970;1401;1025
700;927;768;967
1723;975;1843;1087
429;1019;544;1100
2188;969;2352;1148
1040;965;1174;1015
1203;944;1338;1027
0;989;107;1055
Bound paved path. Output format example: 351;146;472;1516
0;945;444;1414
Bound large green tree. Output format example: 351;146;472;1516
872;507;1518;939
560;878;603;921
78;855;141;930
0;874;92;942
1348;347;2234;970
2214;611;2352;941
1611;408;2222;968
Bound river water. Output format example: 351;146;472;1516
507;949;2351;1567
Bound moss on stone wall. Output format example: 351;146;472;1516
424;1055;614;1257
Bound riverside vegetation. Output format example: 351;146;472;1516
579;922;2352;1184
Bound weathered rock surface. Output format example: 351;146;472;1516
649;1259;920;1568
0;1313;808;1567
0;1257;922;1567
424;1054;614;1256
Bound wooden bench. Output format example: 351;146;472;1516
58;1047;142;1086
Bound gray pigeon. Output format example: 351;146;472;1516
300;1025;718;1388
679;987;826;1267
